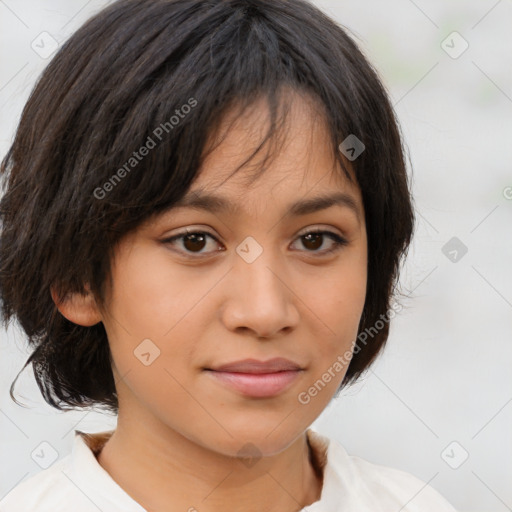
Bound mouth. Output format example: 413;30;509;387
203;358;304;398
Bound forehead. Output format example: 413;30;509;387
181;90;363;219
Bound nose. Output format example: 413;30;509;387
220;248;300;339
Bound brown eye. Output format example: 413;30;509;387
182;233;208;252
163;230;222;256
301;232;323;251
293;230;348;255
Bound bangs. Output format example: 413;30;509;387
83;4;357;231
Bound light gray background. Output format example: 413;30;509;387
1;1;511;511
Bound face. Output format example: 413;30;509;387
99;92;367;457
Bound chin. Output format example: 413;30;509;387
205;422;309;459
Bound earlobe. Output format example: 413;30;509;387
50;284;102;326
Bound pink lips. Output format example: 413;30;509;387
205;358;303;398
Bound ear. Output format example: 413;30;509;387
50;283;102;326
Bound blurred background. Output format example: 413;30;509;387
0;1;511;510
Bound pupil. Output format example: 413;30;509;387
304;233;322;250
184;233;206;252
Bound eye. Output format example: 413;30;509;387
161;228;348;258
162;229;222;257
291;229;348;255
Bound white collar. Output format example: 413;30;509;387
70;427;336;511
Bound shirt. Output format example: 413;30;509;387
0;428;457;511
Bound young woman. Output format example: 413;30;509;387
0;0;457;510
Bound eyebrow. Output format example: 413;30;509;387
172;190;362;221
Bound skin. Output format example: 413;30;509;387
53;90;368;512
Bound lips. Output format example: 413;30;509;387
204;358;304;398
206;357;303;374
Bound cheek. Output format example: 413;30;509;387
304;249;367;373
296;278;366;412
315;250;367;332
103;246;217;380
106;246;198;339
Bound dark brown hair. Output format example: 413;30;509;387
0;0;414;414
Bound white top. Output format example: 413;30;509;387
0;428;457;511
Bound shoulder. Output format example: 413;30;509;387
0;430;120;512
0;456;88;512
348;454;457;511
307;429;457;512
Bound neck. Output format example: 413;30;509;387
96;416;324;512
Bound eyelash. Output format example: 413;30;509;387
161;228;348;258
